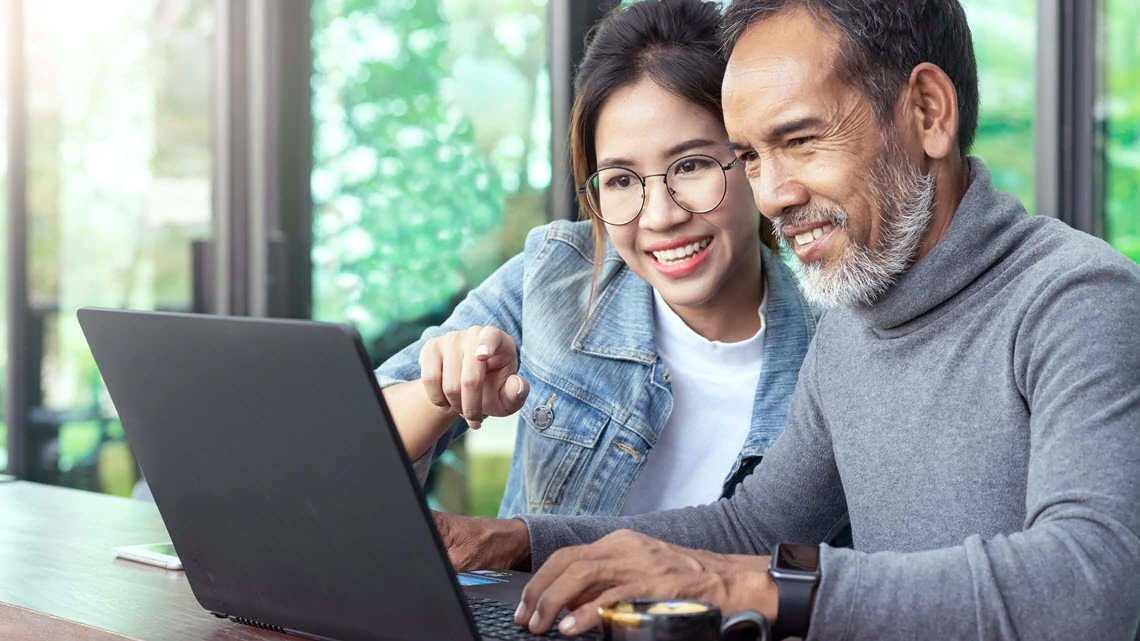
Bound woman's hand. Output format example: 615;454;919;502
418;326;530;430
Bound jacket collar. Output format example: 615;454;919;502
572;255;658;364
738;246;817;459
573;244;814;366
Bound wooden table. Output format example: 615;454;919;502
0;481;284;641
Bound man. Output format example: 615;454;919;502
434;1;1140;639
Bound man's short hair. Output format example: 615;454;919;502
722;0;979;155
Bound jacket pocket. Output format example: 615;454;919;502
519;371;610;512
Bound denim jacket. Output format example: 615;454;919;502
375;219;817;518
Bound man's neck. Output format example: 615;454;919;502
915;156;971;262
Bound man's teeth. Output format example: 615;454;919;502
652;238;711;264
794;224;835;247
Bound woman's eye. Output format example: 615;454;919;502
608;175;632;189
676;157;714;174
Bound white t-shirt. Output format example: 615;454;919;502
619;289;767;515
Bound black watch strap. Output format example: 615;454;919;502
773;577;814;639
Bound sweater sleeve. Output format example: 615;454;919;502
522;338;849;567
809;262;1140;641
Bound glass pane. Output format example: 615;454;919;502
0;7;8;473
962;0;1037;212
1105;0;1140;263
23;0;213;494
311;0;551;515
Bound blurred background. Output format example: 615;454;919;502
0;0;1136;516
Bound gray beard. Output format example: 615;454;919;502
774;139;936;309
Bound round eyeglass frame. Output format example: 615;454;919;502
577;154;741;226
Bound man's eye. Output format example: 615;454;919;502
788;136;815;148
739;151;759;163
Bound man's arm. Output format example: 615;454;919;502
519;338;849;568
809;264;1140;641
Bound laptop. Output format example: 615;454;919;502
77;307;596;641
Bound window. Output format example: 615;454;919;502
1104;0;1140;263
0;6;8;473
962;0;1038;212
20;0;213;492
310;0;551;515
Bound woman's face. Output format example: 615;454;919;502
593;78;762;314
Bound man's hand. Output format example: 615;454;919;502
432;511;532;572
514;530;777;636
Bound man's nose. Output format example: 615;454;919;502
751;159;809;220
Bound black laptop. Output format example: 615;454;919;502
78;307;595;641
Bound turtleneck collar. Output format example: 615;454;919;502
851;157;1031;332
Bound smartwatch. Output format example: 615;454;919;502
768;542;821;640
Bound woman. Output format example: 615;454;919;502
377;0;815;519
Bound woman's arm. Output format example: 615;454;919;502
375;250;529;464
382;379;461;461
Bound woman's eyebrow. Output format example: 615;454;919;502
596;138;720;169
663;138;719;157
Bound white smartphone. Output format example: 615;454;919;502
112;542;183;570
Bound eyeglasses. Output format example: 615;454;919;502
578;154;740;226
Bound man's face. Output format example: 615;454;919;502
722;10;935;308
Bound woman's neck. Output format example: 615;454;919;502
666;261;765;343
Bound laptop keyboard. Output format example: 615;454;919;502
466;595;599;641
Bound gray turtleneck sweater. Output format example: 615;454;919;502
518;159;1140;640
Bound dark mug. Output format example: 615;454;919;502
597;598;770;641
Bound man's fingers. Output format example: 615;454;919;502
516;536;641;627
525;560;624;633
562;583;651;636
516;546;582;625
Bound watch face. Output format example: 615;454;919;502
775;543;820;573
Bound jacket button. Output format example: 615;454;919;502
662;369;671;383
532;405;554;430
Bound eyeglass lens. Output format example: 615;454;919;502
586;155;729;225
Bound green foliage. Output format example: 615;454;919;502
311;0;506;341
311;0;550;515
468;453;513;517
963;0;1037;212
965;0;1139;263
1105;0;1140;262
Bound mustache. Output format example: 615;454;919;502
771;204;849;240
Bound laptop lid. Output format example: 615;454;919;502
78;308;489;641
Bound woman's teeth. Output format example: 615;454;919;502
652;238;711;264
795;224;835;247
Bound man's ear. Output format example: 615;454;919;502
904;62;960;160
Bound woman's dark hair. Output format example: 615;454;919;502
569;0;777;297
